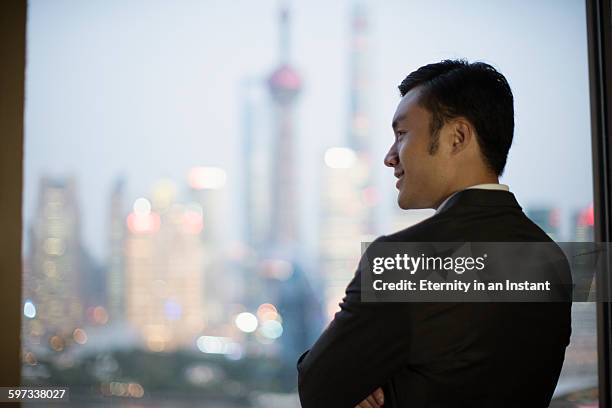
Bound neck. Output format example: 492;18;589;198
435;174;500;209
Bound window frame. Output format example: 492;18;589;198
586;0;612;407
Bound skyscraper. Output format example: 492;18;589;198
267;4;302;247
318;2;379;320
124;185;206;352
187;167;240;330
261;4;322;378
241;78;272;250
24;177;84;349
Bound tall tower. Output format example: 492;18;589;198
261;4;323;383
347;0;377;234
267;4;302;247
318;2;378;320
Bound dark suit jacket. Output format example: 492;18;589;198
297;189;572;408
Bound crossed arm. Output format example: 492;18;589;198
296;237;413;408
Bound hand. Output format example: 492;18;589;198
354;387;384;408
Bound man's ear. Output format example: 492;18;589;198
450;118;473;154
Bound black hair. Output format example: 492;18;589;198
398;59;514;176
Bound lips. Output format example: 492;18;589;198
393;168;404;189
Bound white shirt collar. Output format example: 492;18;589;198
435;183;510;214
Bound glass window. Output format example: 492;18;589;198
22;0;596;406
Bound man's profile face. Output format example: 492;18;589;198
384;88;452;209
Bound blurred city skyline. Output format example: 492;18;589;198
24;0;592;261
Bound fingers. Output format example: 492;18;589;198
354;387;385;408
366;394;381;407
354;397;376;408
374;387;385;405
354;393;383;408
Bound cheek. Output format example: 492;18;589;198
399;142;420;174
401;148;436;187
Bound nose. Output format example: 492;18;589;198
384;143;398;168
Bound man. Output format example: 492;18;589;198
296;59;572;407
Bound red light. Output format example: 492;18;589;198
127;212;161;234
578;205;594;227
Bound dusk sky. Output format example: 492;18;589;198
24;0;591;260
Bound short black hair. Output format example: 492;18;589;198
398;59;514;176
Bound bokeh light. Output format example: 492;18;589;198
23;300;36;318
235;312;258;333
324;147;356;169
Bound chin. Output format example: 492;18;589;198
398;192;428;210
397;193;413;210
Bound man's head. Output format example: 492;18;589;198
384;59;514;210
